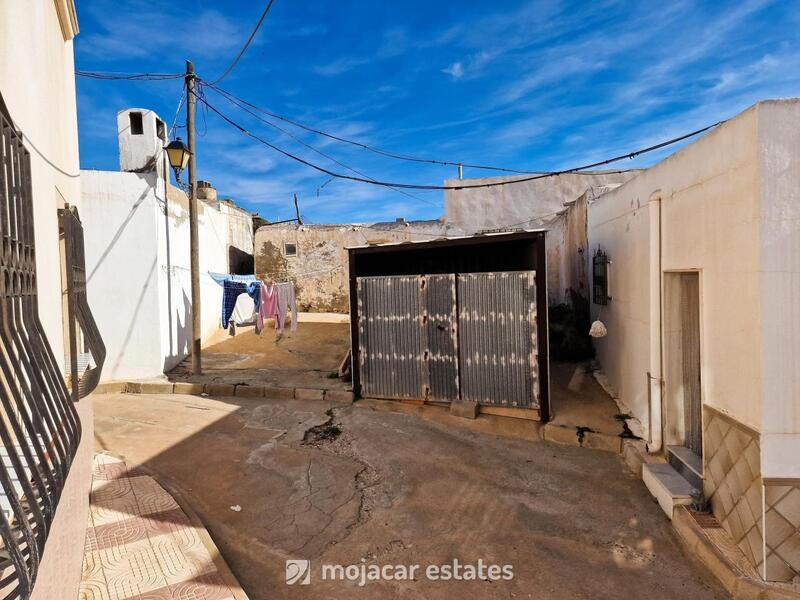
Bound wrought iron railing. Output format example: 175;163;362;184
0;96;101;598
59;206;106;401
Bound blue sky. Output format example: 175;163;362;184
75;0;800;224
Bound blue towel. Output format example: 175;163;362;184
209;272;258;287
222;281;247;327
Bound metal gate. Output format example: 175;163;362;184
458;272;538;408
356;271;538;408
357;275;458;401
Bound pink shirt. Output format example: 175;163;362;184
256;283;279;333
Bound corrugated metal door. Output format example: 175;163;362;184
458;272;539;408
357;271;538;407
357;275;459;400
421;275;459;400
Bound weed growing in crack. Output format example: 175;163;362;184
575;426;596;445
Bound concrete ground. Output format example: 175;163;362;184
93;391;728;600
168;320;350;390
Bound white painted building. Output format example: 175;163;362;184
78;109;254;381
587;99;800;584
0;1;95;598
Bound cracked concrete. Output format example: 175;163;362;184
92;391;728;600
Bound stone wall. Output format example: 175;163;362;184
254;220;458;312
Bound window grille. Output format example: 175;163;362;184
0;95;102;598
593;248;611;305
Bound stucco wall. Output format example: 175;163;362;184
0;0;81;373
588;105;762;440
445;171;639;235
757;99;800;478
80;170;164;379
159;184;254;371
80;171;254;380
1;2;90;599
255;220;456;312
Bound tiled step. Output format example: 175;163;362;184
643;462;700;520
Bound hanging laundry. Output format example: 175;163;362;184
209;272;258;287
246;281;261;311
222;280;247;328
256;282;279;334
275;282;298;333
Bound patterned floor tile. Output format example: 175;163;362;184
80;455;239;600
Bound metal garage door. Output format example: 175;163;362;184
357;275;458;401
356;271;537;408
457;272;539;408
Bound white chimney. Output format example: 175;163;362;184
117;108;168;173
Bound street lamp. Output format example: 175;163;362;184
164;137;191;179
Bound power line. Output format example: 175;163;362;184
201;82;440;207
195;91;726;191
76;70;184;81
204;81;633;176
209;0;276;85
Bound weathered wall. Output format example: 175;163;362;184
158;183;254;372
544;188;609;306
756;99;800;480
588;105;761;436
255;220;457;312
445;171;639;235
1;2;91;599
80;170;254;380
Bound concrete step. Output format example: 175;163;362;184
643;462;700;520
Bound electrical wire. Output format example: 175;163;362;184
169;88;186;139
195;90;727;191
205;81;643;176
201;82;440;207
76;70;184;80
209;0;276;85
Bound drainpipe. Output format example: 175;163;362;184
648;190;664;453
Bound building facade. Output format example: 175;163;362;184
255;219;459;312
79;109;254;381
587;100;800;584
0;1;97;598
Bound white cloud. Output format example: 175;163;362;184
442;62;465;80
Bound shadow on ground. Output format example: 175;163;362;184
168;321;350;390
92;380;727;600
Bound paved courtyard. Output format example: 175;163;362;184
92;389;728;599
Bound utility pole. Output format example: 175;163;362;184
186;60;202;375
294;193;303;225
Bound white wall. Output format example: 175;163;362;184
80;169;254;380
80;170;164;380
0;0;81;370
757;100;800;477
1;3;93;599
588;105;762;445
445;171;639;235
158;185;254;371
